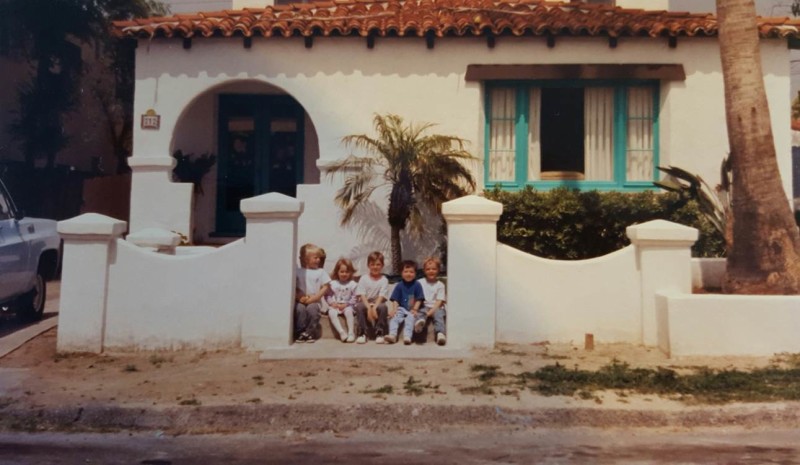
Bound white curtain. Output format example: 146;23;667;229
488;88;516;182
584;87;615;181
527;88;542;181
626;87;655;181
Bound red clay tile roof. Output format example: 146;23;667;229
112;0;800;40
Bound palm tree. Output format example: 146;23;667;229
716;0;800;294
327;114;477;274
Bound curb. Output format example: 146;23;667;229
2;403;799;434
0;316;58;359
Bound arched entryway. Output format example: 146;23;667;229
172;80;319;243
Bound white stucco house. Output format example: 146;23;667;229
113;0;800;269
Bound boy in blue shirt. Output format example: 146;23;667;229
385;260;425;345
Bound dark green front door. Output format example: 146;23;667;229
216;94;304;235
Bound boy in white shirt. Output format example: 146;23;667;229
415;257;447;346
295;243;330;343
354;251;390;344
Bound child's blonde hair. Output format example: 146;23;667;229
331;258;356;280
299;243;324;267
422;256;441;270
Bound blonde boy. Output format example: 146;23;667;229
415;257;447;345
295;244;330;343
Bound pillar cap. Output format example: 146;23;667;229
58;213;127;237
626;219;698;245
241;192;304;219
127;228;182;248
442;195;503;223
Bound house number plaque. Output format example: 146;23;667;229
141;109;161;130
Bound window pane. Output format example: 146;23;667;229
627;87;654;181
488;88;516;182
584;87;614;181
527;88;541;181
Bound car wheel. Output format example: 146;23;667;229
17;269;46;322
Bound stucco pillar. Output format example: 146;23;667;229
240;193;303;351
56;213;127;353
128;156;193;238
442;195;503;350
627;220;698;346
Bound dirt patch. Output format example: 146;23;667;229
0;328;786;416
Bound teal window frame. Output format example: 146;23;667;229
483;80;660;192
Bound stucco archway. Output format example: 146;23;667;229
170;79;320;244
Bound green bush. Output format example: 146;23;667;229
484;187;725;260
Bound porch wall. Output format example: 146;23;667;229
129;36;794;272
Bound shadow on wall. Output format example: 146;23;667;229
344;199;445;272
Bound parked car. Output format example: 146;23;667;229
0;177;60;322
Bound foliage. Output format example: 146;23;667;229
327;114;477;273
171;150;216;195
528;361;800;404
465;359;800;404
655;159;732;249
484;187;725;260
0;0;167;171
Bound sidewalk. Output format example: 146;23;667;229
1;284;798;434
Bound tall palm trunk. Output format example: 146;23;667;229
390;225;403;276
717;0;800;294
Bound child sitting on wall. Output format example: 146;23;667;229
295;243;330;343
385;260;425;345
416;257;447;346
325;258;358;343
354;251;390;344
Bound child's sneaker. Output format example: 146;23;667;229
403;337;412;345
340;333;348;342
375;336;385;344
346;334;356;343
414;318;426;334
436;333;447;346
305;333;316;344
384;335;396;344
296;332;310;343
356;335;366;344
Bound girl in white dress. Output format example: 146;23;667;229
325;258;358;342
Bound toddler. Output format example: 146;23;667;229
326;258;358;343
386;260;424;345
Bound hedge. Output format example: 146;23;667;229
484;187;725;260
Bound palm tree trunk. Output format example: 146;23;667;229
716;0;800;294
390;225;402;276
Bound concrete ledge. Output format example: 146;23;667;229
657;291;800;357
259;339;472;360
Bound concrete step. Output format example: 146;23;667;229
317;313;439;343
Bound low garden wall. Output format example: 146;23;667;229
657;291;800;356
57;193;798;358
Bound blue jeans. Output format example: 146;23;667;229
389;307;416;340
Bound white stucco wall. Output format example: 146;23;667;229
130;34;795;266
496;244;642;344
657;291;800;356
